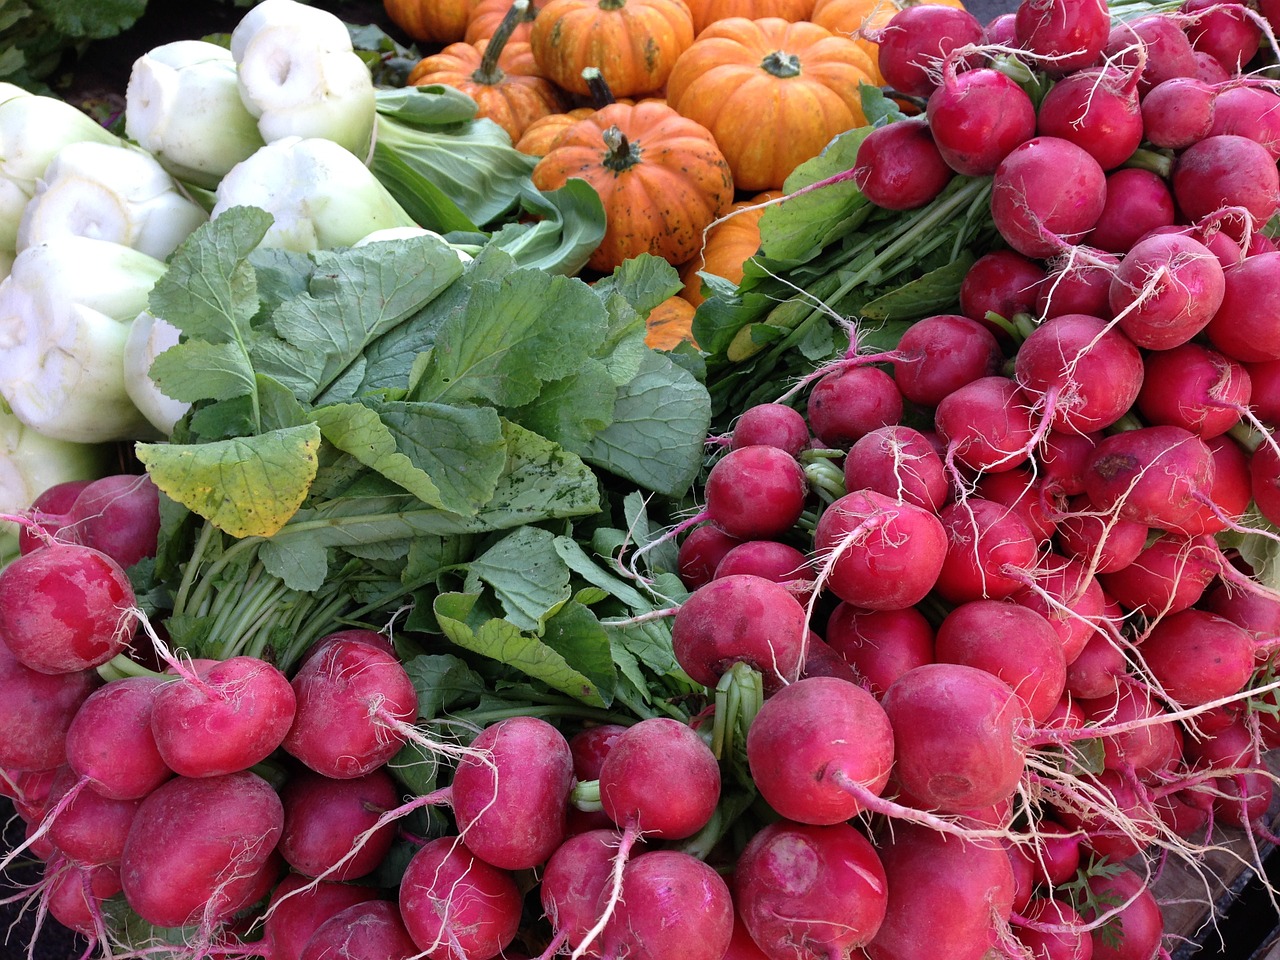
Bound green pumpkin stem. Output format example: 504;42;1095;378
473;0;531;85
601;125;641;173
761;50;803;78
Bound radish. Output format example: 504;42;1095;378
1014;0;1110;74
881;662;1031;813
451;715;573;870
1036;247;1118;320
933;498;1038;604
1098;533;1219;616
891;314;1003;409
925;67;1036;176
540;828;627;954
676;524;741;590
598;850;734;960
42;764;142;864
1087;168;1175;253
1140;76;1216;149
745;675;895;824
1014;896;1093;960
703;444;809;540
0;643;100;772
1035;66;1143;170
298;899;419;960
1138;608;1256;706
1082;867;1164;960
975;467;1057;544
1053;494;1148;574
671;573;808;692
1039;429;1101;497
805;365;903;449
728;402;811;456
823;603;935;698
990;136;1107;259
45;857;121;939
714;540;815;584
151;654;297;778
812;489;947;611
1010;555;1107;665
281;636;418;780
261;873;379;960
1183;0;1262;72
0;541;135;674
959;250;1045;337
1246;358;1280;423
1206;252;1280;363
16;479;92;556
734;819;889;959
1208;86;1280;158
843;425;949;513
1191;434;1251;535
1108;232;1225;351
398;837;522;960
63;676;171;801
874;5;985;97
64;473;161;570
279;766;400;880
1172;135;1280;227
118;770;284;928
935;376;1037;474
1135;343;1250;438
852;118;954;211
1082;425;1216;534
1104;14;1199;92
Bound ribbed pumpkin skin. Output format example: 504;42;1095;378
680;190;781;307
384;0;476;43
686;0;816;35
466;0;540;42
646;295;699;350
530;0;695;97
531;101;734;271
408;40;565;142
515;106;597;156
666;18;875;191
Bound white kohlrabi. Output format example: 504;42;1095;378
232;0;376;158
353;226;477;262
18;141;208;260
212;136;417;252
124;311;190;437
0;88;119;251
125;40;267;191
0;237;167;443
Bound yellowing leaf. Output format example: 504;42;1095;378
136;424;322;538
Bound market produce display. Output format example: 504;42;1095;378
5;0;1280;958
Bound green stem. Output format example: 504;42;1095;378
803;458;847;503
171;520;218;618
570;778;603;811
1230;420;1266;453
1122;147;1174;179
472;0;528;85
460;703;642;729
97;653;165;682
184;535;265;617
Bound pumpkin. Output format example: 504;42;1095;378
679;190;781;307
407;3;565;143
665;18;876;191
811;0;968;84
466;0;541;43
685;0;816;35
530;0;695;97
515;106;598;155
384;0;477;44
645;295;698;350
531;100;734;272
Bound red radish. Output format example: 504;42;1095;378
1014;313;1144;433
298;899;419;960
1183;0;1262;72
704;444;809;540
1082;425;1216;534
714;539;814;583
874;5;985;97
746;676;895;824
598;717;720;840
671;573;808;692
63;675;171;800
1246;358;1280;422
990;136;1107;258
891;314;1003;409
1078;684;1180;777
1136;343;1250;437
541;828;628;953
1108;232;1225;351
734;819;889;959
1036;247;1117;320
1010;555;1107;665
1039;429;1100;496
959;250;1044;332
1087;168;1175;252
1140;609;1256;706
1104;14;1199;92
282;637;418;780
933;498;1038;604
925;67;1036;176
936;376;1037;474
279;767;399;880
599;850;735;960
0;542;135;674
1035;67;1143;170
295;626;396;667
17;479;93;555
975;467;1056;543
843;425;949;513
1206;252;1280;363
398;837;522;960
119;770;284;928
261;873;379;960
881;662;1030;813
0;644;100;772
1187;434;1251;535
852;118;954;211
676;524;741;590
1083;867;1164;960
42;764;142;864
151;655;296;779
1014;0;1110;73
1014;896;1093;960
729;402;810;456
806;365;903;448
864;822;1016;960
1208;86;1280;158
823;603;935;698
451;715;573;870
1140;76;1216;149
812;489;947;611
65;473;161;569
934;600;1066;722
801;633;860;684
566;724;627;833
1099;533;1220;616
1054;494;1148;574
1172;135;1280;227
1204;578;1280;641
1014;820;1083;887
45;859;122;938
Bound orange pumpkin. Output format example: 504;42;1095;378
645;295;698;350
665;18;876;191
466;0;541;43
407;4;565;143
530;0;695;97
515;106;598;155
685;0;816;35
531;101;734;272
384;0;477;43
679;190;781;307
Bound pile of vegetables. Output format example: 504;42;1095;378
7;0;1280;959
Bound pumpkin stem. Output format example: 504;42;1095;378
473;0;530;85
761;50;803;78
599;0;627;9
581;66;617;108
601;125;641;173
